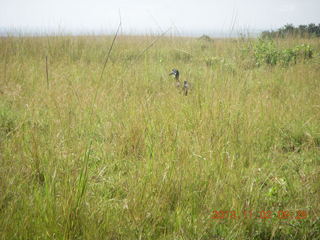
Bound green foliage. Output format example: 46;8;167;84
253;39;279;66
279;48;297;66
253;39;314;66
261;23;320;38
295;43;313;59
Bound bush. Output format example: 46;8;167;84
279;48;297;66
253;39;313;66
295;43;313;59
253;39;279;66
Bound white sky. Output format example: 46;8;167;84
0;0;319;36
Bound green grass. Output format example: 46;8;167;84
0;34;320;239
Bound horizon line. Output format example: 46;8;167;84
0;27;262;38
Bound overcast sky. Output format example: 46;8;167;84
1;0;319;36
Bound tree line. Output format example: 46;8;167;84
261;23;320;38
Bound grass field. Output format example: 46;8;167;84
0;33;320;239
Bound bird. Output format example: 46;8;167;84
169;69;190;96
183;80;189;96
169;69;181;88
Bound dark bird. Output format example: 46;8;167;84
183;80;189;96
169;69;180;88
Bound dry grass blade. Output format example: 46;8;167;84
45;56;49;88
127;27;172;69
89;20;122;121
99;21;122;82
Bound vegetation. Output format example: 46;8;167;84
252;40;313;66
0;33;320;239
261;23;320;39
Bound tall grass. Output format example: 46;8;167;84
0;34;320;239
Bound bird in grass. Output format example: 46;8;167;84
169;69;181;88
169;69;190;96
183;80;189;96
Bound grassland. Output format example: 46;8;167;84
0;33;320;239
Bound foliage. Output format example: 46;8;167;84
253;39;279;66
261;23;320;38
253;39;314;66
198;34;214;42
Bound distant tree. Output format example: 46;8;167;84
284;24;294;33
298;25;307;37
298;25;307;31
260;23;320;38
307;23;317;36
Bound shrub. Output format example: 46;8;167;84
295;43;313;60
253;39;279;66
253;39;313;66
279;48;297;66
